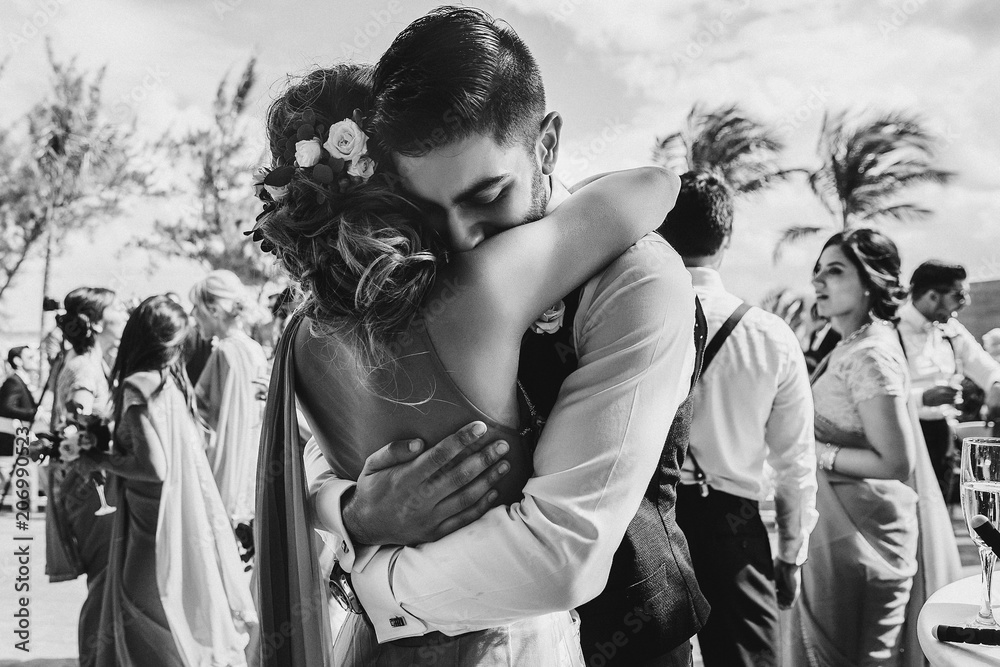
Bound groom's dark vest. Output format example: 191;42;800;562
518;287;711;665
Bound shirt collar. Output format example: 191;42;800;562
899;301;935;331
546;176;570;214
686;266;725;291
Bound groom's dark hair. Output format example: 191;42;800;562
371;6;546;157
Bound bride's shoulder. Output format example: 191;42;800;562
293;317;356;371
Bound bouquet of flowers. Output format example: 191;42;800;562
30;412;117;516
30;413;112;464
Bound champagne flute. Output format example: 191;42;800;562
90;471;117;516
961;437;1000;626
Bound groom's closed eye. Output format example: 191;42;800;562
469;187;510;207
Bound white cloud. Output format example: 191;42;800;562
1;0;998;332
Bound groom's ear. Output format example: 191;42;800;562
536;112;562;176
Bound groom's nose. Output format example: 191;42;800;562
445;210;487;252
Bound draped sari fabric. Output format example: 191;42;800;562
253;313;335;667
899;401;962;667
196;333;268;522
98;371;257;666
787;323;961;667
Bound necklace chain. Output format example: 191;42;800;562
839;320;874;346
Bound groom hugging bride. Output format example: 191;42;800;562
253;6;708;666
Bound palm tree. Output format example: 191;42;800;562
653;102;793;195
774;110;953;259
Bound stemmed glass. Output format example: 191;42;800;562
961;437;1000;626
90;471;117;516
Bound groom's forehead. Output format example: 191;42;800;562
394;134;525;202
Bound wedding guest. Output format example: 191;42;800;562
897;261;1000;498
661;173;817;667
984;328;1000;363
0;346;39;456
190;270;268;523
803;302;840;373
73;295;256;666
789;230;960;666
46;287;127;667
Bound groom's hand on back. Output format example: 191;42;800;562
342;421;512;546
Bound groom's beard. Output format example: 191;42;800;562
523;160;547;225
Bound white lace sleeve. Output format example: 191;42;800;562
846;342;908;405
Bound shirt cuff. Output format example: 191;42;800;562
778;537;809;566
310;477;367;572
352;547;429;642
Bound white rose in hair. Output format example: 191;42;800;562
348;155;376;180
324;119;368;162
252;167;268;198
295;139;322;168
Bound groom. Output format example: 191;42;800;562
307;7;709;665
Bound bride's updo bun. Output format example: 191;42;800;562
260;64;443;369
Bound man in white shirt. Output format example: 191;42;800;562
290;7;706;667
659;172;818;667
897;261;1000;498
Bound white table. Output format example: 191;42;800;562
918;574;1000;666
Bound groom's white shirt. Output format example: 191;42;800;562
303;179;696;641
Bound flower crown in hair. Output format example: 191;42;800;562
245;109;376;254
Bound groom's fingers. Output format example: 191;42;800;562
415;421;490;479
362;438;425;473
431;442;510;512
434;468;505;540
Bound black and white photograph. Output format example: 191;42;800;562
0;1;999;665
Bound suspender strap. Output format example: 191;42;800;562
701;302;752;375
687;301;752;496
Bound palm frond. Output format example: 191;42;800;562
739;168;807;195
651;131;690;174
657;102;793;195
814;109;952;228
772;225;828;262
857;204;932;224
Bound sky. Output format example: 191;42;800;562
1;0;998;336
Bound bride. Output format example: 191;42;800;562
251;62;680;666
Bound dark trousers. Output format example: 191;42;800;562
920;419;954;501
675;485;778;667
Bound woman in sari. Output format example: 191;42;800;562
190;270;268;524
251;62;681;666
45;287;127;667
75;295;256;666
788;229;960;666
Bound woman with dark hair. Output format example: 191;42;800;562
53;287;127;422
788;229;960;666
253;61;680;666
74;295;256;666
45;286;127;667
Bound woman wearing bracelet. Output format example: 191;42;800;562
788;229;959;666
